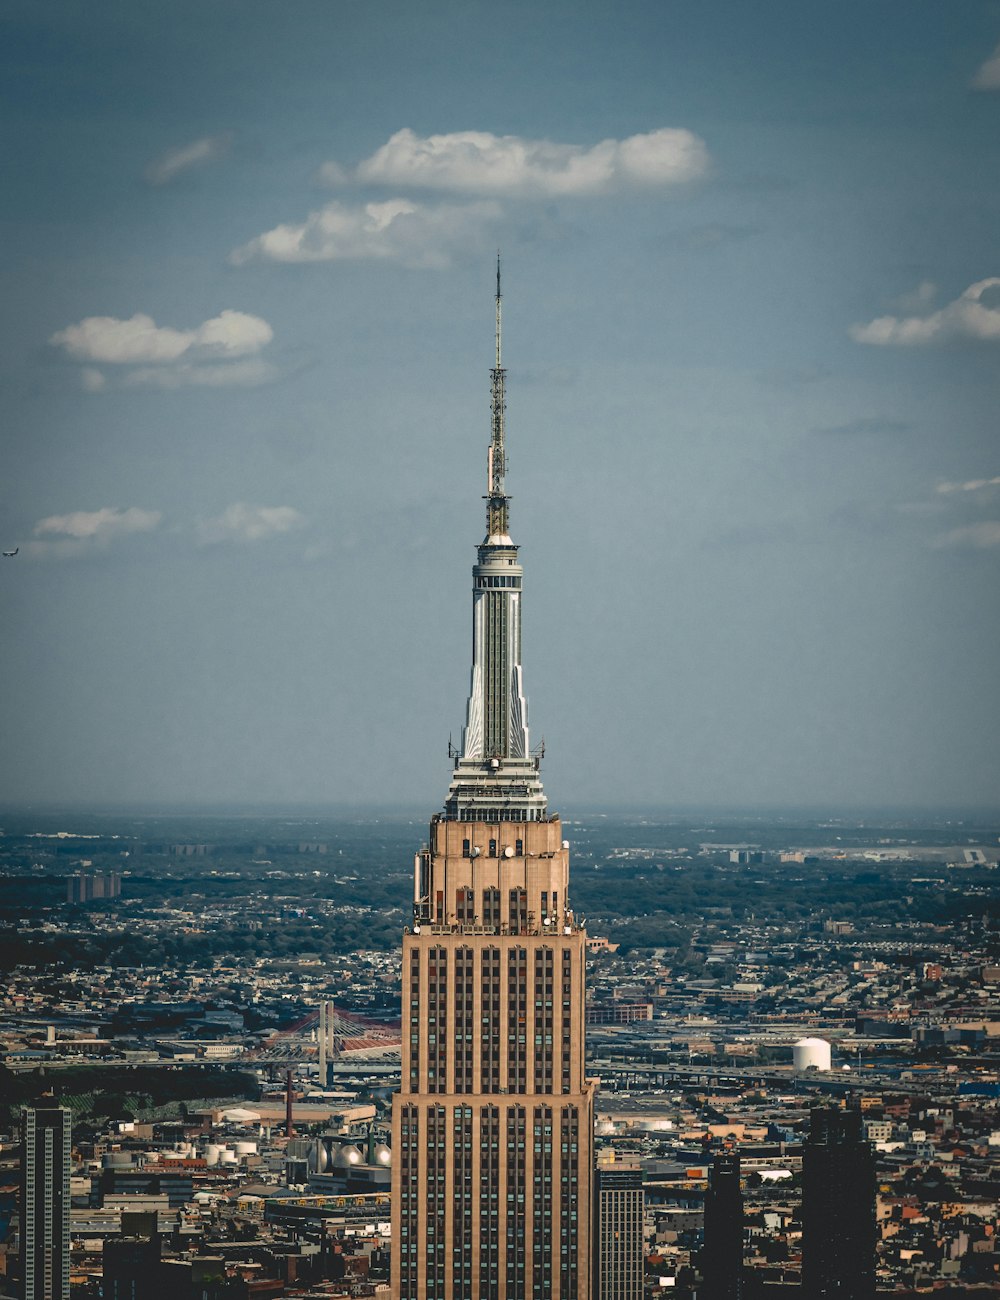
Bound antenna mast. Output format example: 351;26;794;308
486;252;509;540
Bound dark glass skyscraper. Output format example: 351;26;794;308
19;1104;71;1300
702;1150;743;1300
390;266;595;1300
801;1105;876;1300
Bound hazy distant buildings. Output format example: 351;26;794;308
66;869;120;904
801;1105;876;1300
20;1104;71;1300
702;1150;743;1300
586;1002;653;1025
594;1152;643;1300
390;267;595;1298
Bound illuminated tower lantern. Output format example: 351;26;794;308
390;262;595;1300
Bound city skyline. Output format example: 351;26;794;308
1;1;999;813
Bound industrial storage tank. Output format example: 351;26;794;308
204;1144;222;1167
332;1144;363;1168
793;1037;832;1071
234;1141;257;1156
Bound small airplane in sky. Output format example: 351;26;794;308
2;547;18;557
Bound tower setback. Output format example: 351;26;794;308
390;264;595;1300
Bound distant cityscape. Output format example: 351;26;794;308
2;809;998;1297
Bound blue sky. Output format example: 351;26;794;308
1;0;998;812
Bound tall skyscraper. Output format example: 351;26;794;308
390;265;595;1300
801;1105;876;1300
19;1104;71;1300
701;1150;743;1300
594;1151;644;1300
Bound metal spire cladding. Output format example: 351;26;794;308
445;260;547;822
486;253;509;544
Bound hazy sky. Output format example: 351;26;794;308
2;1;999;813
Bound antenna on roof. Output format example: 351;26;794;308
486;253;508;539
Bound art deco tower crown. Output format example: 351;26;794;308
445;256;546;823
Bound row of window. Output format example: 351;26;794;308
397;1103;582;1300
475;573;521;588
447;882;561;935
461;839;524;858
449;805;542;823
405;944;579;1095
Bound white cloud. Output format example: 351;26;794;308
51;309;272;365
28;507;162;556
850;278;1000;346
936;476;1000;495
51;310;277;390
972;44;1000;91
323;126;708;197
234;125;708;271
933;521;1000;550
35;506;161;541
198;503;305;544
230;197;500;267
145;132;233;185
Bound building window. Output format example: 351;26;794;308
427;947;448;1093
506;1107;527;1293
534;947;554;1093
508;947;528;1092
479;1105;500;1299
455;946;474;1094
481;947;501;1091
456;886;474;925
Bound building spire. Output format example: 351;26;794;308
445;259;545;819
486;251;509;542
496;250;502;367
